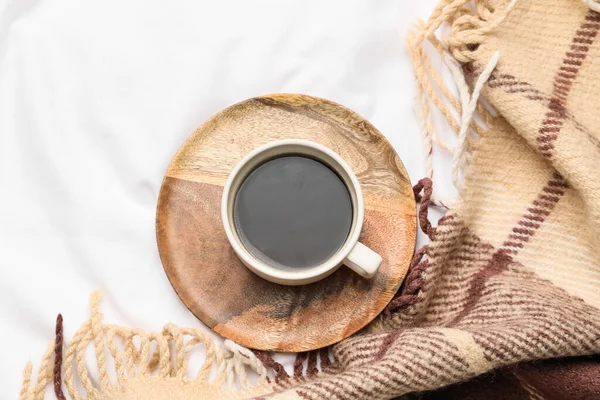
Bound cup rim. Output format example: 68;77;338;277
221;139;365;284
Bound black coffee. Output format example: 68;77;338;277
233;156;353;269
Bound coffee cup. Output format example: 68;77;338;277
221;139;382;285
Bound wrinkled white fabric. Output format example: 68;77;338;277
0;0;451;396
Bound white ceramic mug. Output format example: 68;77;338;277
221;139;382;285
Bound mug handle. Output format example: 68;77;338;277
343;242;383;278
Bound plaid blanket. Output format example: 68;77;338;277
20;0;600;399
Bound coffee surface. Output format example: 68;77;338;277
234;156;352;269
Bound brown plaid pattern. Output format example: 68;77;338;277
265;1;600;398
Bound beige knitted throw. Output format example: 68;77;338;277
21;0;600;399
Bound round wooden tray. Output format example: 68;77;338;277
156;94;416;352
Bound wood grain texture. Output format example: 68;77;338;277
156;94;416;351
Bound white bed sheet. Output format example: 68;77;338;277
0;0;455;396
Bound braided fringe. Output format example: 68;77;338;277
407;0;515;206
385;178;435;316
291;348;332;378
19;292;274;400
54;315;66;400
251;347;333;387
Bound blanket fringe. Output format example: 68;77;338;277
385;178;435;316
20;292;274;400
54;315;66;400
408;0;515;206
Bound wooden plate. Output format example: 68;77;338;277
156;94;416;352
